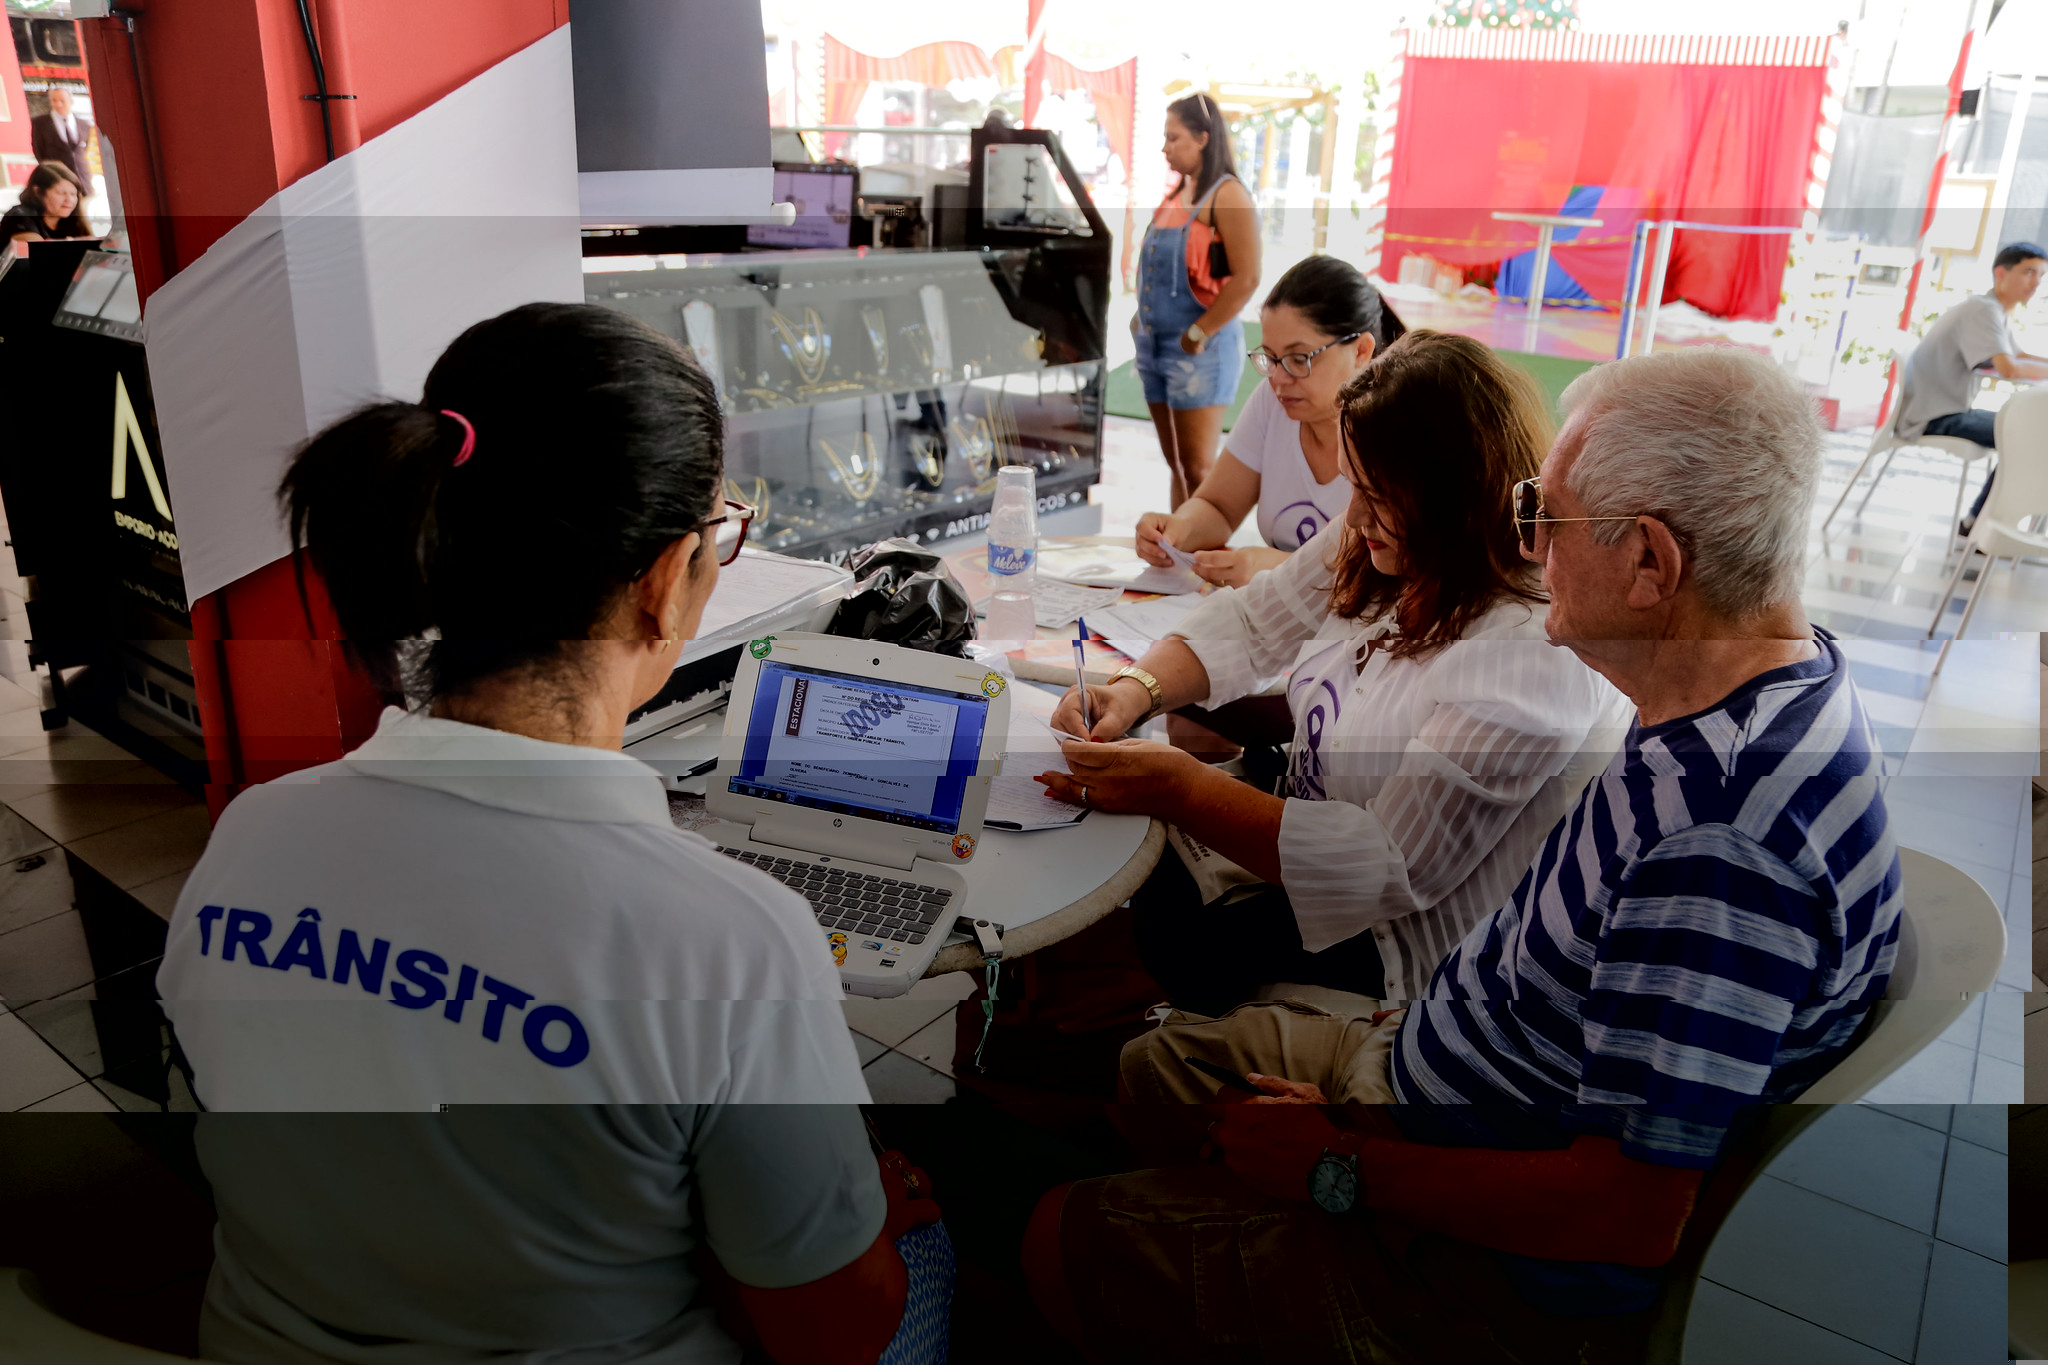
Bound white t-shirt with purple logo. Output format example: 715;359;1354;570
1223;382;1355;552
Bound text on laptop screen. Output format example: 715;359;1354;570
730;662;989;834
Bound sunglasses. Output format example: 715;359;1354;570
1511;478;1641;555
1249;333;1364;380
704;499;755;567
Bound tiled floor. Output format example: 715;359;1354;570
1690;1104;2005;1364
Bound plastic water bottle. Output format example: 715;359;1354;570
983;465;1038;642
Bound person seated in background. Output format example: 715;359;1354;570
2;160;93;244
1020;345;1901;1365
192;1108;946;1365
1039;331;1630;1012
1133;256;1406;588
1897;240;2048;534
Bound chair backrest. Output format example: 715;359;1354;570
1639;848;2003;1362
1986;387;2048;524
0;1269;214;1365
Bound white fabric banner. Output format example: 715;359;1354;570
146;27;582;605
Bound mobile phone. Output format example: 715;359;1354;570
1183;1055;1263;1095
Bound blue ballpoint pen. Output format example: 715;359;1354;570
1074;618;1094;734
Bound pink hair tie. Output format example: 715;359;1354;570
441;409;476;466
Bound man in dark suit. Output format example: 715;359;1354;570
30;86;93;188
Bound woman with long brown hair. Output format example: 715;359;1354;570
2;160;93;243
1041;330;1630;1007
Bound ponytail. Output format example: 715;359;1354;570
280;302;725;700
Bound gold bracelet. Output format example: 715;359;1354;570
1106;665;1164;723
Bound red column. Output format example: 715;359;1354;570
77;0;569;818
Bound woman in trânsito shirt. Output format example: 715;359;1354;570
1134;256;1405;588
157;302;868;1109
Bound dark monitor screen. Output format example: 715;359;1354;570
747;164;857;249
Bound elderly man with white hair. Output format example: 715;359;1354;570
1017;346;1902;1364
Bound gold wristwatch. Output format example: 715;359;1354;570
1106;665;1165;724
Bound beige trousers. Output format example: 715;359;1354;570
1118;999;1406;1104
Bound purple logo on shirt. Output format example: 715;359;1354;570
1287;673;1343;801
1272;500;1326;552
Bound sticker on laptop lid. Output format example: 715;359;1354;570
748;636;776;659
981;672;1006;699
952;833;977;859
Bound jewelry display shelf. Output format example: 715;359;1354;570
585;123;1111;563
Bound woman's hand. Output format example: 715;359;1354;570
1050;679;1150;743
1179;326;1206;356
1190;545;1288;589
1034;737;1206;816
1135;512;1175;567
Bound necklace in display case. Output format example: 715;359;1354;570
861;305;889;379
817;432;882;504
768;307;831;386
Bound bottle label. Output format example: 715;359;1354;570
988;543;1035;577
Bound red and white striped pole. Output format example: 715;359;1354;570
1877;24;1973;428
1022;0;1048;126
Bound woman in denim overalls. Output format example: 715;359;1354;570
1133;93;1262;508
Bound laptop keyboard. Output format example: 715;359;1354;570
717;847;955;945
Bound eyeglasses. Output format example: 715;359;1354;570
1511;478;1642;555
704;499;755;567
1248;333;1363;379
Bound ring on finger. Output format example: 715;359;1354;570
1078;786;1090;805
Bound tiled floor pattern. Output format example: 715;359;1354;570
1690;1103;2005;1364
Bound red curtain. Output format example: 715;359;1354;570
820;35;998;157
1382;55;1827;319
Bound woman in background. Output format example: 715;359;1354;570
2;161;92;243
1136;255;1405;588
1132;92;1262;508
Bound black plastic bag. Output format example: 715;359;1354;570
826;539;976;656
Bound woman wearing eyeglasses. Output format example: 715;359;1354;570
1042;331;1630;1011
157;302;869;1109
1136;256;1405;589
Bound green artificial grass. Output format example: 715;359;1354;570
1103;323;1599;426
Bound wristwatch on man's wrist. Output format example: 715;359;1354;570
1183;322;1207;350
1309;1146;1361;1215
1106;666;1164;724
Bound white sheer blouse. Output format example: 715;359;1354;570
1172;522;1631;1001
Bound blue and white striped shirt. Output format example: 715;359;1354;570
1389;629;1901;1170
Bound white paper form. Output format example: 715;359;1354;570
1036;543;1204;596
973;575;1126;630
988;704;1087;830
1087;594;1208;664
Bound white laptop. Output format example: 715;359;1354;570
703;632;1011;997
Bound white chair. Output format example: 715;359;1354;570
1924;385;2048;663
1639;847;2003;1362
0;1268;218;1364
1821;332;1992;549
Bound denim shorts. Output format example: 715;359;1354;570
1133;317;1245;410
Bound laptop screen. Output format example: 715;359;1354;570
729;661;990;834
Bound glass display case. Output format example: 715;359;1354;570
584;123;1110;561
